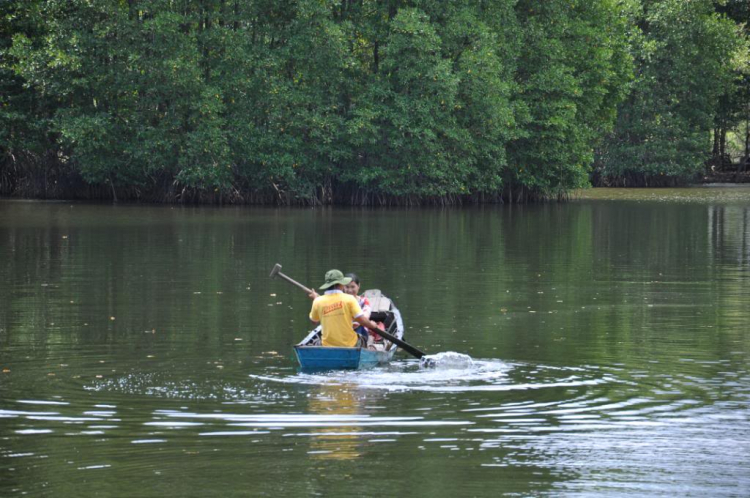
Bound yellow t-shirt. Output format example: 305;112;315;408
309;291;363;347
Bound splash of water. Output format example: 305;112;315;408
420;351;474;370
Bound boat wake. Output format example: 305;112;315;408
250;356;512;392
419;351;474;369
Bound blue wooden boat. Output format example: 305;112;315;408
294;290;404;371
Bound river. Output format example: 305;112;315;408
1;187;749;496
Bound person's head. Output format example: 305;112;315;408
319;269;352;291
344;273;361;296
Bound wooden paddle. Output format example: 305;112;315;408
370;319;426;359
268;263;428;359
269;263;314;294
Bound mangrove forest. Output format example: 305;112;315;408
1;0;748;204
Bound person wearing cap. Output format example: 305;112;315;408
308;269;382;348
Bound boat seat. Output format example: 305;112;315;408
363;289;391;312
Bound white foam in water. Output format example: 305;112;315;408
420;351;474;370
250;356;509;392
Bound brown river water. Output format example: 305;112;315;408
1;187;749;496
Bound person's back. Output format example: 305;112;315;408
309;269;382;348
310;291;361;347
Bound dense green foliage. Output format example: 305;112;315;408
594;0;748;185
0;0;746;202
714;0;750;169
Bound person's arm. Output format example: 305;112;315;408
308;290;319;300
347;297;375;330
309;298;320;323
361;298;372;320
353;314;380;331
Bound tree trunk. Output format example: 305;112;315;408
713;126;720;157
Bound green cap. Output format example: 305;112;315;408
319;269;352;290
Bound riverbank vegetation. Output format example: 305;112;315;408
1;0;748;204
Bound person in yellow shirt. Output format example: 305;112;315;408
308;269;381;347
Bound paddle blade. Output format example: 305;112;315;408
269;263;282;278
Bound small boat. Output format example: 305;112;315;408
294;290;404;371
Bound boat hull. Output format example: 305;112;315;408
294;291;403;371
294;345;396;371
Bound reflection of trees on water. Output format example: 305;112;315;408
708;205;750;266
706;205;750;338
